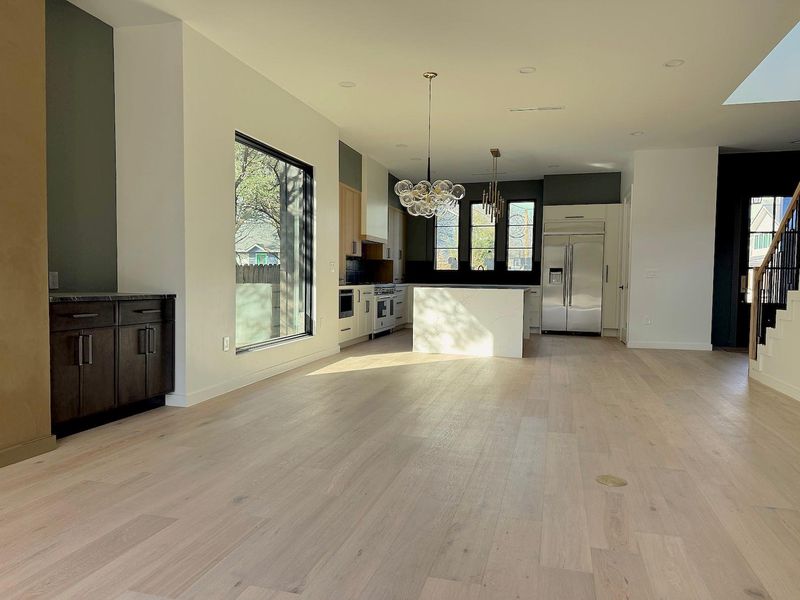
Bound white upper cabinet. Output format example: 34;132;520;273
361;155;389;242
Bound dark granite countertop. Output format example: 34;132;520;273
49;292;176;303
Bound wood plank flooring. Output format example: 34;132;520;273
2;331;800;599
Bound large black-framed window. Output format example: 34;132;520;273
234;132;313;352
470;202;496;270
434;205;460;270
507;201;535;271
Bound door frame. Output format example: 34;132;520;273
619;188;632;344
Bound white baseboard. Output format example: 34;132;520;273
166;345;341;408
626;341;713;351
749;369;800;402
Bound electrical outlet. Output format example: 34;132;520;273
48;271;59;289
644;316;653;326
222;336;230;352
644;269;659;279
329;261;335;273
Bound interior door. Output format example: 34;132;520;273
542;235;569;331
567;234;604;333
619;191;632;343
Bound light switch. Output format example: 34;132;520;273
222;336;230;352
329;261;336;273
48;271;59;289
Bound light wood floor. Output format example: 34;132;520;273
2;331;800;600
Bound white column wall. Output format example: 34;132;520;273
627;148;719;350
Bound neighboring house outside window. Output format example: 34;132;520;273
434;204;460;270
470;202;495;270
507;201;535;271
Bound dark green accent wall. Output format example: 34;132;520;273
46;0;117;292
339;141;362;191
543;172;621;205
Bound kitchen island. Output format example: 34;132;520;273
412;286;525;358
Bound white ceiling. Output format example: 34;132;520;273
72;0;800;183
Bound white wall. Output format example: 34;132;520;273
115;22;188;396
627;148;719;350
116;23;340;407
180;25;339;405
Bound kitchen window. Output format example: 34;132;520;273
507;201;535;271
434;204;460;270
234;132;313;352
470;202;495;270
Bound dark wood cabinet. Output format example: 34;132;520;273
117;320;175;405
49;294;175;437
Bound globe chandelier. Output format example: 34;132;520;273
394;72;465;218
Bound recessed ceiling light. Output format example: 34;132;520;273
338;81;356;88
508;105;565;112
629;131;645;136
519;66;536;74
663;59;685;68
395;143;408;148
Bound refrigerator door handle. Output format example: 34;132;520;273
568;244;574;307
562;245;568;306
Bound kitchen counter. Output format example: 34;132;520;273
413;286;525;358
408;283;536;290
49;292;177;303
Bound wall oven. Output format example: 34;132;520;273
339;288;354;318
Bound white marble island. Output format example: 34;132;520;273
412;286;525;358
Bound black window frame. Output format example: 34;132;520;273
234;131;314;353
469;201;497;271
506;200;536;272
433;203;461;271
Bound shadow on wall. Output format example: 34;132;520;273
413;288;495;356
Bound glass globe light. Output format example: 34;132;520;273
394;180;413;196
451;184;466;201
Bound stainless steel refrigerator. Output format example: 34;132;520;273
541;223;604;334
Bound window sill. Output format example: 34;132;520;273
235;332;313;355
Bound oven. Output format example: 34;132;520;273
339;288;354;318
373;286;396;333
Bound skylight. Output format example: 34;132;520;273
725;21;800;105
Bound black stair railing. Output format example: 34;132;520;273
750;182;800;359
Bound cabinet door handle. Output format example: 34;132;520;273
138;328;147;354
340;327;351;332
77;334;84;365
85;334;93;365
147;327;156;354
136;308;161;314
399;249;403;259
366;300;370;314
605;265;609;283
72;313;99;319
352;241;356;254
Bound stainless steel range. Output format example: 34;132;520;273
373;284;396;334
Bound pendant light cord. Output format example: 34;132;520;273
427;76;432;182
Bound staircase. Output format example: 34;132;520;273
749;182;800;400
